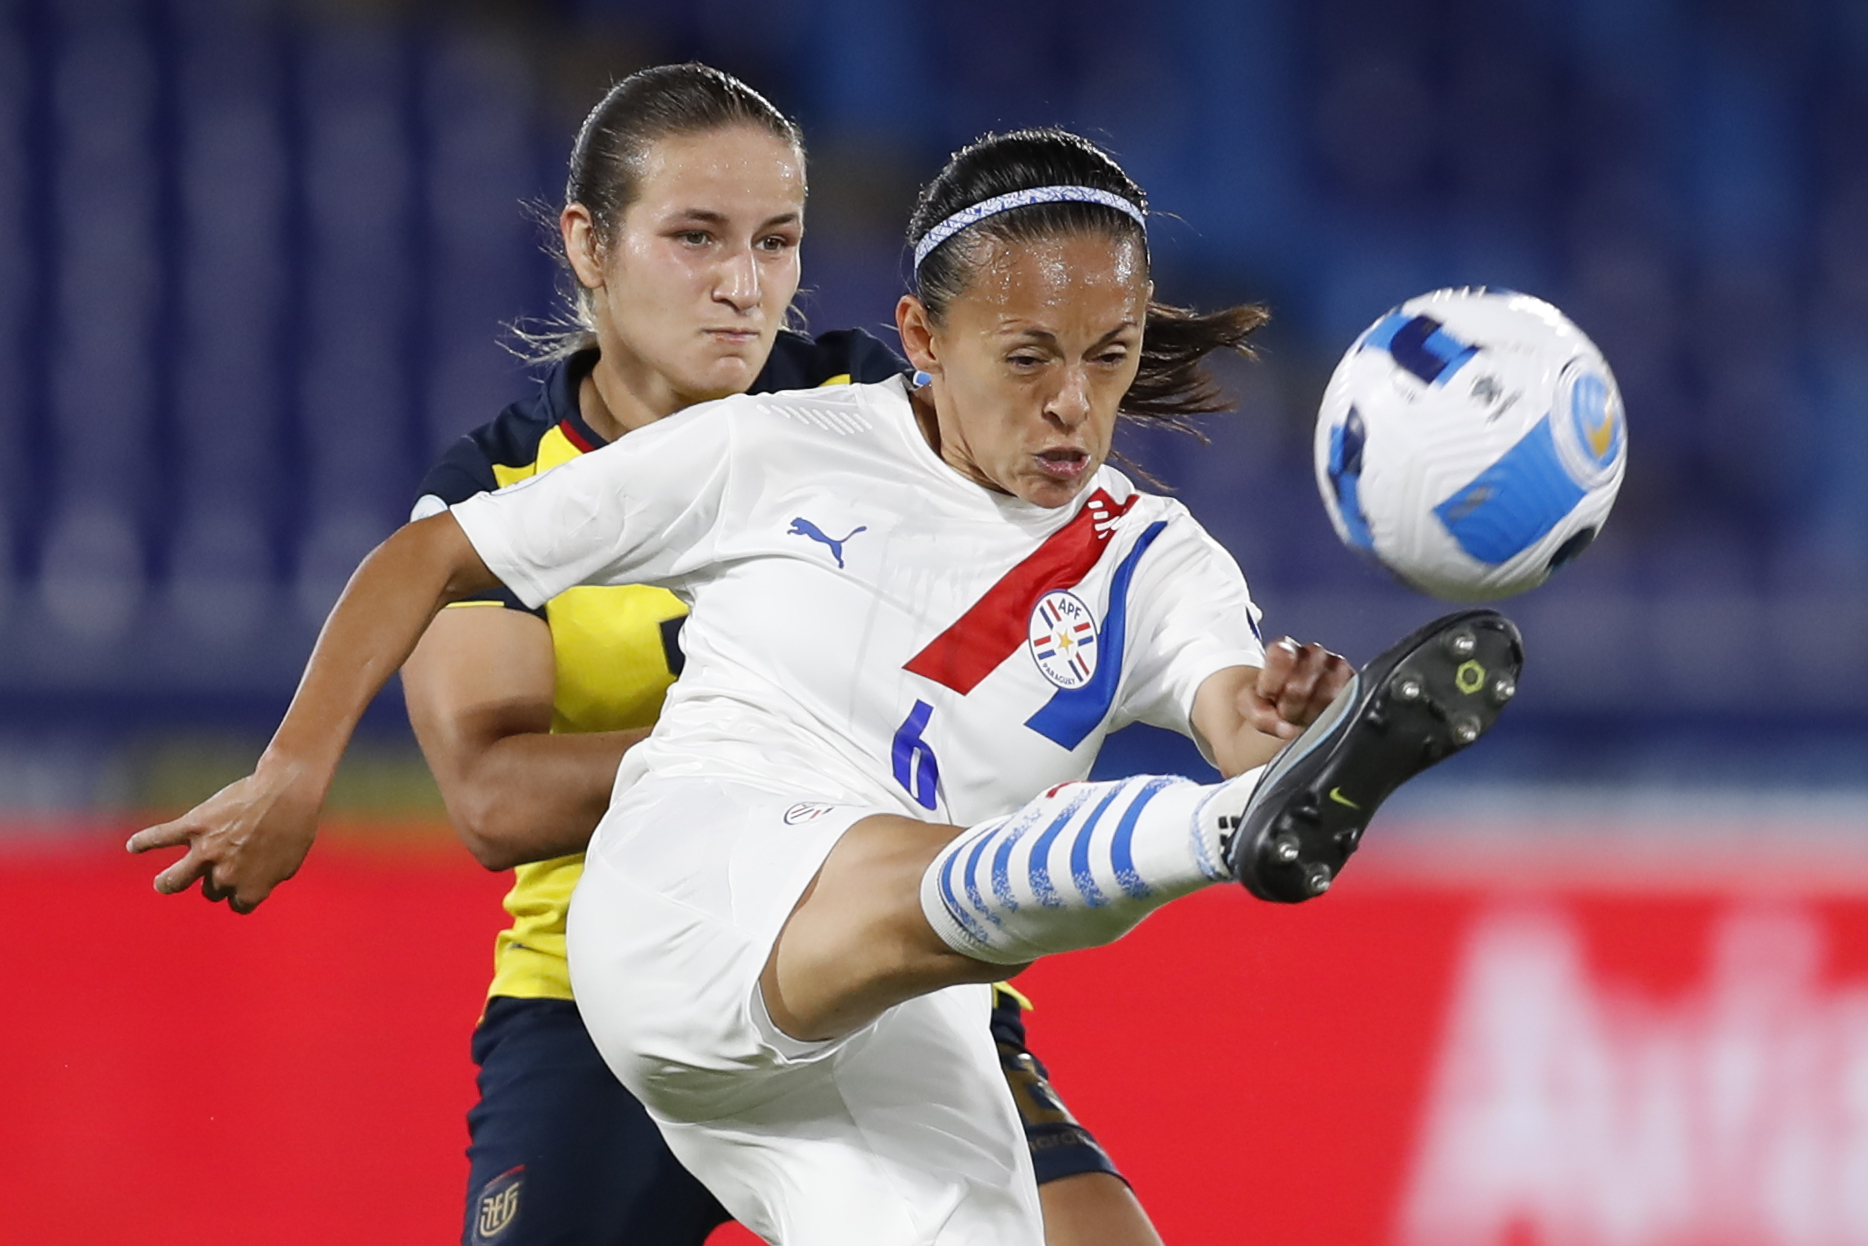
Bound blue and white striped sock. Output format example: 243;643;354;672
918;769;1263;965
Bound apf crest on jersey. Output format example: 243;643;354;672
904;487;1167;752
1027;590;1098;689
904;488;1138;695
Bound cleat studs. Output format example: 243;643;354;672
1451;715;1482;745
1444;630;1478;660
1490;675;1516;705
1304;863;1333;896
1280;806;1320;830
1392;674;1424;703
1270;834;1302;864
1334;826;1362;851
1455;660;1487;695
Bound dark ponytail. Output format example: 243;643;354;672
523;63;804;359
907;128;1266;431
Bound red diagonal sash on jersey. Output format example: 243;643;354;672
904;489;1136;694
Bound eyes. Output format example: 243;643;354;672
672;228;800;254
1006;345;1132;372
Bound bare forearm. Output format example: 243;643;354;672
1211;727;1287;778
450;728;647;869
400;604;642;871
1192;643;1355;778
264;517;498;789
128;513;502;912
1192;666;1285;778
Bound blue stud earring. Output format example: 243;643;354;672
912;370;933;388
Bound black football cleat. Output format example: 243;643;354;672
1224;609;1524;903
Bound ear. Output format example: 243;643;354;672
895;295;939;373
561;204;606;291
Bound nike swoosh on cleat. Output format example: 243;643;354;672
1329;787;1362;811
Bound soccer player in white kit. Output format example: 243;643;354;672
134;128;1522;1243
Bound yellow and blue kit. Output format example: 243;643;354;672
415;330;905;1009
419;330;1117;1246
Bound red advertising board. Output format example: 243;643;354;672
8;815;1868;1245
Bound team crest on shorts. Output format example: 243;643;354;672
472;1165;523;1242
1027;590;1099;690
783;801;836;825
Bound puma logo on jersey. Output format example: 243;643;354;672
788;517;867;569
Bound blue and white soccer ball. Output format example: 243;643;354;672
1314;288;1626;601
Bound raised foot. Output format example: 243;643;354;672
1225;609;1525;904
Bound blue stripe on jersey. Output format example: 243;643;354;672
1025;521;1169;750
1110;777;1176;899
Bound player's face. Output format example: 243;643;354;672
903;233;1149;509
576;126;804;423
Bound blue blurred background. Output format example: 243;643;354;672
2;0;1865;814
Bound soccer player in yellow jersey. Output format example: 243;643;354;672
395;66;1163;1246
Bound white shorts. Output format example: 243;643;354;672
566;775;1043;1246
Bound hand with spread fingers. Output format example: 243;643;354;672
126;763;326;915
1241;636;1355;741
1189;635;1356;778
125;511;503;914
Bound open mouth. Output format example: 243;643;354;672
1034;447;1091;481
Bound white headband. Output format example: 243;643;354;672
912;185;1148;272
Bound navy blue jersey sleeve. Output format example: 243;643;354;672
752;327;907;393
824;326;910;384
416;437;502;508
414;410;552;617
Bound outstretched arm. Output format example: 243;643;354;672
127;513;501;912
401;605;647;871
1189;637;1355;778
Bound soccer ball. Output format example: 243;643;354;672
1313;288;1626;601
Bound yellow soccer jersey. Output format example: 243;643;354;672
413;330;906;1000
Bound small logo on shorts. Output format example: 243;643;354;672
473;1166;522;1241
784;801;836;825
1027;590;1099;689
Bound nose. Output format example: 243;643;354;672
714;246;760;314
1047;365;1092;429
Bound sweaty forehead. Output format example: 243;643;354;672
961;234;1148;323
632;127;805;213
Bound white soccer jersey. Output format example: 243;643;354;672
451;376;1266;826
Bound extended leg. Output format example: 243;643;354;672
764;610;1524;1042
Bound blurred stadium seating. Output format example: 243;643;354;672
2;0;1866;801
5;1;1868;1243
